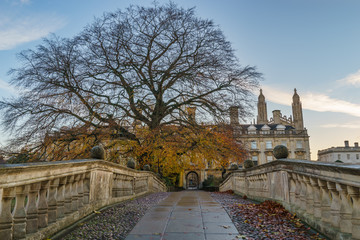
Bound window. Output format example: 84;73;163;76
281;141;287;147
296;140;303;149
338;154;341;160
266;141;272;149
251;141;257;149
356;154;359;160
252;156;258;166
347;154;350;160
267;155;273;162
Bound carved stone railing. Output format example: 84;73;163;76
220;159;360;240
0;159;167;240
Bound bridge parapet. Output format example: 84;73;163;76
220;159;360;240
0;159;167;240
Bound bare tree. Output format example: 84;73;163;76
0;3;260;156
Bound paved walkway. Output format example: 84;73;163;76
125;191;240;240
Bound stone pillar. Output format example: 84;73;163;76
328;181;340;229
310;177;321;219
64;175;74;214
48;179;59;223
26;182;41;234
57;177;66;219
348;186;360;239
337;184;352;235
13;185;27;239
318;179;331;225
37;181;49;228
0;187;15;240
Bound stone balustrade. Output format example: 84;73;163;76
0;159;167;240
220;159;360;240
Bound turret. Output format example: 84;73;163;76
257;89;268;124
292;88;304;130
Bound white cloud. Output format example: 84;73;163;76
320;123;360;129
0;15;65;50
337;69;360;86
262;85;360;118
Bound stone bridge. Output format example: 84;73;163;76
1;159;360;239
220;159;360;240
0;159;167;240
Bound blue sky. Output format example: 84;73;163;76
1;0;360;159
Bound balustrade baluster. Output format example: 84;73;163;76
348;186;360;239
64;176;74;214
299;175;307;213
26;182;40;234
294;174;302;211
71;175;79;211
56;177;66;219
310;177;321;219
336;183;352;236
0;187;15;240
37;181;49;228
289;174;297;206
83;173;90;204
48;179;59;223
318;179;331;225
77;174;85;209
13;185;27;239
304;176;314;217
327;181;340;229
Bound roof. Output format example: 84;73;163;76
240;124;295;131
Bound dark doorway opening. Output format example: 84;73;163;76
186;171;199;189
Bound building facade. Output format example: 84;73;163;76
182;88;311;189
232;89;311;165
318;140;360;164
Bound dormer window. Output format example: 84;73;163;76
276;124;286;134
260;124;270;134
248;125;257;134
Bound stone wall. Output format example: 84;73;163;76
220;159;360;240
0;159;167;240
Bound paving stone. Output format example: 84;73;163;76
162;232;205;240
203;222;239;234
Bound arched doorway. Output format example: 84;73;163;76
186;171;199;189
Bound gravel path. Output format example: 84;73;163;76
211;191;327;240
63;192;170;240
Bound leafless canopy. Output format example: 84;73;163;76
0;3;260;147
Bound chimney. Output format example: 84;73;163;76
344;140;349;148
355;142;359;148
272;110;281;124
229;106;239;125
186;107;196;122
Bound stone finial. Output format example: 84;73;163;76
143;164;150;171
127;158;136;169
243;159;254;169
273;145;289;159
90;145;105;159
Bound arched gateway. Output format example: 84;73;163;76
186;171;199;189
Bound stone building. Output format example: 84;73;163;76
182;89;311;189
318;140;360;164
231;89;311;165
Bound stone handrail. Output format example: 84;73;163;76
0;159;167;240
220;159;360;240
